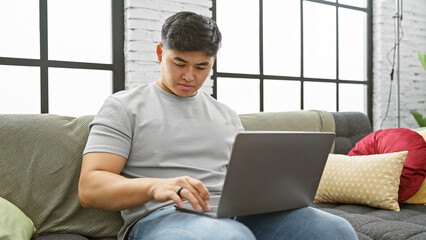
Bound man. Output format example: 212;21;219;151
79;11;357;240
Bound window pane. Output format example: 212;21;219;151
263;0;300;77
304;82;336;111
49;68;112;116
303;2;336;79
339;83;366;113
0;65;40;113
48;0;112;63
264;80;301;112
216;0;259;74
339;0;367;8
217;78;259;114
0;0;39;59
339;8;366;81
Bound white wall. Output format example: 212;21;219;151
373;0;426;130
124;0;213;94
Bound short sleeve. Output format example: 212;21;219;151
84;96;133;158
234;111;244;133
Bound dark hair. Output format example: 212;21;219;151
161;11;222;56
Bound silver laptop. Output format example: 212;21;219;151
176;131;335;218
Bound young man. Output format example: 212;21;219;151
79;11;357;240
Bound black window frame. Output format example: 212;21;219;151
0;0;125;113
211;0;373;122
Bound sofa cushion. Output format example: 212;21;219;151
31;234;117;240
0;196;36;240
314;152;407;211
0;114;123;237
313;203;426;240
348;128;426;202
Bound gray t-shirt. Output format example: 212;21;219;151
84;82;243;239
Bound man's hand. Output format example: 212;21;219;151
150;176;211;212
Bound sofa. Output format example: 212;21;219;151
1;111;425;240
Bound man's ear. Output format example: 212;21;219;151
156;43;163;62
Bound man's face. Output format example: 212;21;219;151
156;43;215;97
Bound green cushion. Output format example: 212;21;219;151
0;197;36;240
0;114;123;237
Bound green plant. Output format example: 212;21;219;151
410;110;426;127
418;52;426;71
409;53;426;127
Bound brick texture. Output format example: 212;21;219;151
124;0;213;94
373;0;426;130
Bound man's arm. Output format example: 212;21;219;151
78;152;211;211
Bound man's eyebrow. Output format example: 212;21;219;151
174;57;188;63
173;57;209;66
195;62;209;66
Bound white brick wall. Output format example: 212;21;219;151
124;0;213;94
373;0;426;130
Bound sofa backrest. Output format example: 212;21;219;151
239;110;371;155
240;110;336;152
0;114;123;238
331;112;372;154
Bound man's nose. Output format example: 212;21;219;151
182;68;195;82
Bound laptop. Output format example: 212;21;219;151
176;131;335;218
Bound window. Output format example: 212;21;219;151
212;0;371;117
0;0;124;116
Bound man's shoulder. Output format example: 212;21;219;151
113;83;152;97
198;91;237;115
109;83;154;103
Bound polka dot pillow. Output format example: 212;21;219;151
314;151;408;211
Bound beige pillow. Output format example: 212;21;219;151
404;179;426;205
314;151;408;211
416;128;426;141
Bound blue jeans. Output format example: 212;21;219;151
129;206;357;240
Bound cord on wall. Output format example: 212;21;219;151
379;2;404;129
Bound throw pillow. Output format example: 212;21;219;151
314;151;408;211
0;197;36;240
404;179;426;205
348;128;426;202
416;128;426;141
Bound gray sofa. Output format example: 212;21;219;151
314;113;426;240
0;111;425;240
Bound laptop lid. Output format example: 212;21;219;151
216;131;334;218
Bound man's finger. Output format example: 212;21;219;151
178;188;202;211
188;178;210;201
170;191;184;208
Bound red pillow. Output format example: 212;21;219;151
348;128;426;202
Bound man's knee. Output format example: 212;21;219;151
307;208;357;240
196;218;256;240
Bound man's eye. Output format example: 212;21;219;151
197;67;206;70
175;63;185;67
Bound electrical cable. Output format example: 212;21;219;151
379;14;404;129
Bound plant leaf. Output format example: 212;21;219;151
418;52;426;71
411;110;426;127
